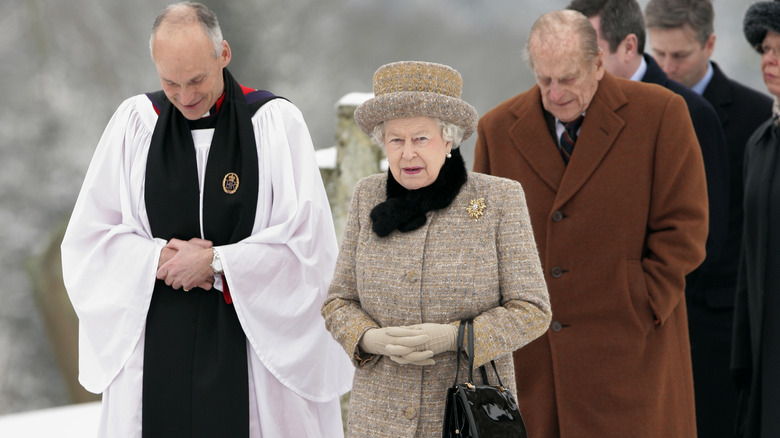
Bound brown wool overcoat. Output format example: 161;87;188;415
322;172;552;438
474;72;708;438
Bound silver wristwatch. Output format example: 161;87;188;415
210;248;224;275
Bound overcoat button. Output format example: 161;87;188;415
404;407;416;419
551;266;563;278
551;321;563;332
552;210;564;222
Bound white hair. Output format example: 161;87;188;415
369;119;466;148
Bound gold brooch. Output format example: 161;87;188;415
467;198;486;219
223;172;239;194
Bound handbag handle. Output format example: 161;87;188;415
452;320;468;387
452;319;508;390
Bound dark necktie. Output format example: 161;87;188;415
559;115;584;164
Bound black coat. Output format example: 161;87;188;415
642;54;730;269
732;116;779;438
696;61;773;437
699;61;774;305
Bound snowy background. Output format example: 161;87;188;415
0;0;767;416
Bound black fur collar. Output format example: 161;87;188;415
370;148;468;237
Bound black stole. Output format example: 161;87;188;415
370;148;468;237
142;69;275;437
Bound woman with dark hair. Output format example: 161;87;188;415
733;2;780;436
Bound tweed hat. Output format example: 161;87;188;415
744;0;780;51
354;61;478;145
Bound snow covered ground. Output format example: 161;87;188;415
0;402;100;437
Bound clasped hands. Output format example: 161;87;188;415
359;323;458;366
156;237;216;292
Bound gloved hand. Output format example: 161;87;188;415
385;323;458;366
408;323;458;355
389;349;435;366
358;326;429;357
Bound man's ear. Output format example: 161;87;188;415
220;40;232;68
621;33;639;57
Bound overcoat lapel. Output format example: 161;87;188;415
507;74;628;210
703;63;733;127
508;87;566;192
554;88;625;210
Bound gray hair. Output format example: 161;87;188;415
370;119;466;149
568;0;646;54
149;2;224;59
525;10;601;70
644;0;714;46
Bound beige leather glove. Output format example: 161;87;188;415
358;326;429;357
409;323;458;355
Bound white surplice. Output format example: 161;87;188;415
61;94;354;437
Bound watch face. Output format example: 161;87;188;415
211;251;223;273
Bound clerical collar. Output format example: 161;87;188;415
201;83;255;117
199;92;226;118
188;93;227;129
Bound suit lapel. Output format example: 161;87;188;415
641;54;670;87
703;62;733;127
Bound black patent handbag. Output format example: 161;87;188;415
442;319;528;438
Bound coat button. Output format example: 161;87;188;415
551;321;563;332
552;210;564;222
404;407;416;420
406;270;419;283
551;266;563;278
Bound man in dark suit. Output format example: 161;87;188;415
644;0;774;436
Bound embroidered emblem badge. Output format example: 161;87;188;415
467;198;486;219
223;172;239;194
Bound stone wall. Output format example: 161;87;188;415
321;92;385;243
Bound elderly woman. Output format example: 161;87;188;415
734;2;780;437
321;60;551;437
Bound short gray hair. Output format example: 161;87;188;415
644;0;714;46
149;2;223;59
370;119;466;149
525;10;600;70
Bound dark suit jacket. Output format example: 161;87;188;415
696;61;774;308
642;54;729;273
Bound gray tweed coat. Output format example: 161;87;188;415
322;171;552;437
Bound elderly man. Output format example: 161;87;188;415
568;1;735;433
644;1;773;435
475;10;708;437
60;2;352;437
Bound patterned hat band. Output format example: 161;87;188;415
354;61;478;143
